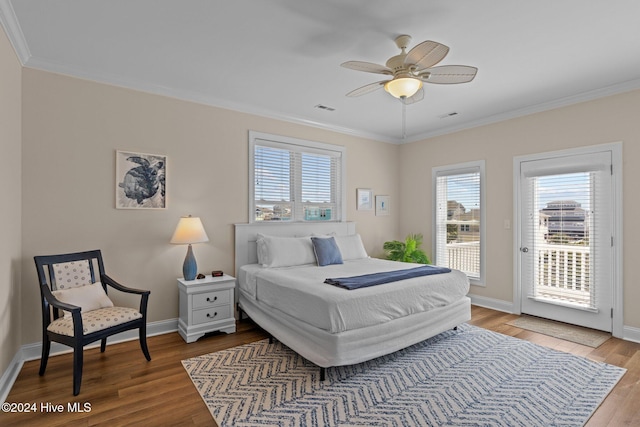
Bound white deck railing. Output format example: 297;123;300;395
446;241;479;275
446;241;591;305
534;243;591;305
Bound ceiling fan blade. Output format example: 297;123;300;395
341;61;393;75
345;80;389;97
405;41;449;70
418;65;478;84
402;87;424;105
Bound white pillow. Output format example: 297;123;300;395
256;234;316;268
51;282;114;318
256;233;269;265
334;234;369;260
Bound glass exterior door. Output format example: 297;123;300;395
519;152;612;332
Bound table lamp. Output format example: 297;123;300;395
170;215;209;280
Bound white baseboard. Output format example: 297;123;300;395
1;318;178;403
623;325;640;344
469;294;515;313
0;351;24;405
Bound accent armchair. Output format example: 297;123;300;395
34;249;151;395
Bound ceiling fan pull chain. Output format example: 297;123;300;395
402;99;407;140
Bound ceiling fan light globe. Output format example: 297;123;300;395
384;78;422;99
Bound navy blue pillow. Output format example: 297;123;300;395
311;237;344;267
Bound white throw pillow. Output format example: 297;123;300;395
256;234;316;268
334;234;369;260
256;233;269;265
51;282;114;318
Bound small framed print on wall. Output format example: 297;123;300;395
116;150;166;209
356;188;373;211
376;195;390;216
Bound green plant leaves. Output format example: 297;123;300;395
383;233;430;264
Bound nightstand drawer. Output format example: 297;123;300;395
193;305;231;325
193;289;230;309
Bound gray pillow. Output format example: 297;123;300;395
311;236;344;267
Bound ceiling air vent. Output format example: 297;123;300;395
438;111;459;119
314;104;336;112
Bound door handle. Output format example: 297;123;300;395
521;247;529;253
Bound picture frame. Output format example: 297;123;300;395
116;150;167;209
356;188;373;211
376;195;390;216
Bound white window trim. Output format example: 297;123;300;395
432;160;486;286
249;130;347;223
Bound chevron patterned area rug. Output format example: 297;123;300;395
182;324;625;427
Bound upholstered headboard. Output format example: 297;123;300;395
234;222;356;277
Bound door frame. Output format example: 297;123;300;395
513;142;623;337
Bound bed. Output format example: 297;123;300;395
234;222;471;378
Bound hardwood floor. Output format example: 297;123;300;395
2;305;640;426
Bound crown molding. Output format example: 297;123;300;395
406;78;640;143
0;0;30;64
24;56;401;145
22;54;640;146
17;37;640;146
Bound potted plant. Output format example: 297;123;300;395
383;233;431;264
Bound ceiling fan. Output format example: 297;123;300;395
341;35;477;104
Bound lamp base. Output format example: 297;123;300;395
183;244;198;281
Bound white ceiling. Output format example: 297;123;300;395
3;0;640;143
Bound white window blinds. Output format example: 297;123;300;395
250;132;345;223
433;161;485;284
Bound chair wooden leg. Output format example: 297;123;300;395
73;343;83;396
39;335;51;376
100;338;107;353
139;327;151;361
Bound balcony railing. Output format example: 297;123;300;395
446;241;591;306
533;243;591;306
446;241;479;277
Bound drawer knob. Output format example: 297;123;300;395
206;296;218;302
206;312;218;318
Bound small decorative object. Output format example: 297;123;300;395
212;270;224;277
383;233;430;264
356;188;373;211
196;273;206;280
116;150;166;209
376;195;390;216
170;215;209;281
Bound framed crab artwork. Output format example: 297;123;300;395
116;150;167;209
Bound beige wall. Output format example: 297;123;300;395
399;89;640;328
20;68;400;344
0;25;22;376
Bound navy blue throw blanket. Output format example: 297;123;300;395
324;265;451;290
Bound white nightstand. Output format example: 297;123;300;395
178;274;236;343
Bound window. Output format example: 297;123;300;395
433;160;485;285
249;131;346;223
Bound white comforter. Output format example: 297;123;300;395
239;258;469;334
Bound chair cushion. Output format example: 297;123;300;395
53;260;93;289
47;307;142;336
51;282;114;318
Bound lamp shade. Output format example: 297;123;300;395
384;77;423;99
170;216;209;244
